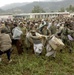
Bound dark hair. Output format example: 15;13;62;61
1;29;7;33
27;22;30;25
14;24;17;27
5;22;8;26
64;21;70;27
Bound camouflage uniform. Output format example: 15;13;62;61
4;22;12;39
49;24;57;35
24;24;35;49
39;24;51;36
20;26;28;49
39;24;51;46
41;28;51;36
26;32;33;48
61;26;74;53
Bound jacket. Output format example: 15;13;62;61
0;33;12;52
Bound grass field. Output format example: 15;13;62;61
0;46;74;75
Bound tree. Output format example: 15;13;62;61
32;5;45;13
59;7;65;12
66;5;74;12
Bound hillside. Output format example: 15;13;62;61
0;9;4;13
0;0;74;13
1;2;29;10
17;0;74;12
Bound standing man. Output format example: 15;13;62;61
61;22;74;53
0;29;12;63
49;21;57;35
12;24;23;55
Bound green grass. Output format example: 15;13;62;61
0;47;74;75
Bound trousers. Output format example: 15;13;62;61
0;49;11;60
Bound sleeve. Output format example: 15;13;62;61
68;28;74;34
48;30;51;36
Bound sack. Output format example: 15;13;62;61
49;36;64;50
34;43;43;54
13;28;22;39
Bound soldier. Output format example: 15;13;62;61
24;22;35;52
49;21;57;35
61;22;74;53
19;22;28;50
4;22;12;39
39;24;51;36
28;22;34;31
12;24;23;55
38;24;51;47
33;23;39;32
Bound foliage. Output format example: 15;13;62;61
59;7;65;12
66;5;74;12
32;5;45;13
59;5;74;12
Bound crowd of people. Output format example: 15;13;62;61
0;16;74;63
